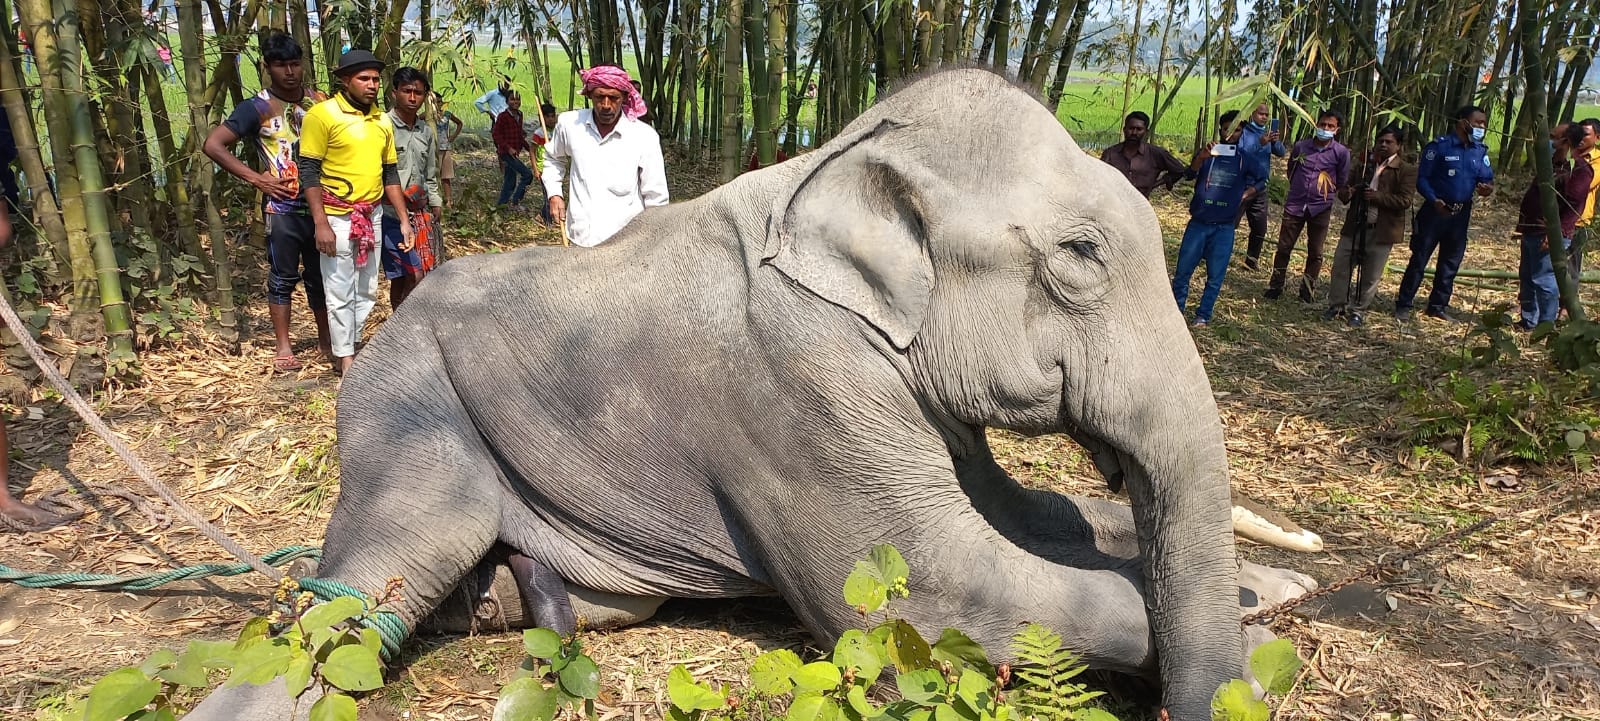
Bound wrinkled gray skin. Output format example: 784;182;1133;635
185;69;1313;721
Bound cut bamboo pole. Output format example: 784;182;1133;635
1383;265;1600;284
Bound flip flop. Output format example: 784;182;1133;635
272;354;303;373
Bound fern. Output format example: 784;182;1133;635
1007;624;1104;721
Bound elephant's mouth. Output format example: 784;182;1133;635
1066;429;1130;494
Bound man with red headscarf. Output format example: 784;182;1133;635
542;64;669;246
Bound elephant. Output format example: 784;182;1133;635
185;68;1316;721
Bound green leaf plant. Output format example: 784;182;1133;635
72;547;1306;721
80;576;403;720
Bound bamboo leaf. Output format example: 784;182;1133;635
1267;83;1317;125
1210;75;1267;107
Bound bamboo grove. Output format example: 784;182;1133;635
0;0;1592;367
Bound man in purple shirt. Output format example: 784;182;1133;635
1264;109;1351;302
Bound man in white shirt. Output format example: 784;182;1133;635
542;65;669;246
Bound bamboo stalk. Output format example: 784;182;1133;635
177;0;241;348
1383;265;1600;283
0;0;68;282
141;61;208;270
16;0;96;310
51;0;135;358
717;0;744;183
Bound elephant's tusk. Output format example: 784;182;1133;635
1230;491;1324;553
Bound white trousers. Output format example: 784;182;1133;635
320;207;381;358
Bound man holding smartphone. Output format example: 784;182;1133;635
1237;103;1288;270
1171;110;1265;327
1264;109;1351;302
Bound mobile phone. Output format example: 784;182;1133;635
1212;143;1238;157
1270;118;1280;133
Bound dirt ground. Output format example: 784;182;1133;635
0;142;1597;721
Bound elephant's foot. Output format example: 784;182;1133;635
1238;559;1318;614
419;557;669;636
1231;490;1324;553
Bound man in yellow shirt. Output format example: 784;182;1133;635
299;49;411;375
1570;118;1600;290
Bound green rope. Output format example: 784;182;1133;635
3;544;408;661
0;545;322;591
295;577;408;662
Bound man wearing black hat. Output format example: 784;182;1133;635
299;49;412;375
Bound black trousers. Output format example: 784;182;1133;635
1236;192;1270;263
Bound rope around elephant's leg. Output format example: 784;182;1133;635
0;291;282;579
295;577;407;661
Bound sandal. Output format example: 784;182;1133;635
272;354;304;373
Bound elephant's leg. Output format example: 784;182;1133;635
739;493;1159;675
955;454;1141;567
751;474;1315;681
185;341;506;721
310;391;506;632
1011;492;1324;610
504;554;671;632
984;477;1320;613
959;454;1321;561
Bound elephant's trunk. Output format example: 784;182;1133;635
1098;356;1242;719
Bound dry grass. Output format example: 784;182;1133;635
0;144;1596;721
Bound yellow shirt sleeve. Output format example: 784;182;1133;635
300;104;329;160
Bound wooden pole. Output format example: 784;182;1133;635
1384;265;1600;283
532;107;568;246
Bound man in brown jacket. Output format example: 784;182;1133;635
1323;125;1417;326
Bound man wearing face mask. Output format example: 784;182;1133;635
1264;109;1350;302
1237;103;1288;270
1395;104;1495;323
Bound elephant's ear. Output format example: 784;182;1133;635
763;119;934;349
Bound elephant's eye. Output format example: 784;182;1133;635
1058;239;1102;263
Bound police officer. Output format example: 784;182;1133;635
1394;104;1495;323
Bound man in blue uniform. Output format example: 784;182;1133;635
1394;104;1495;323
